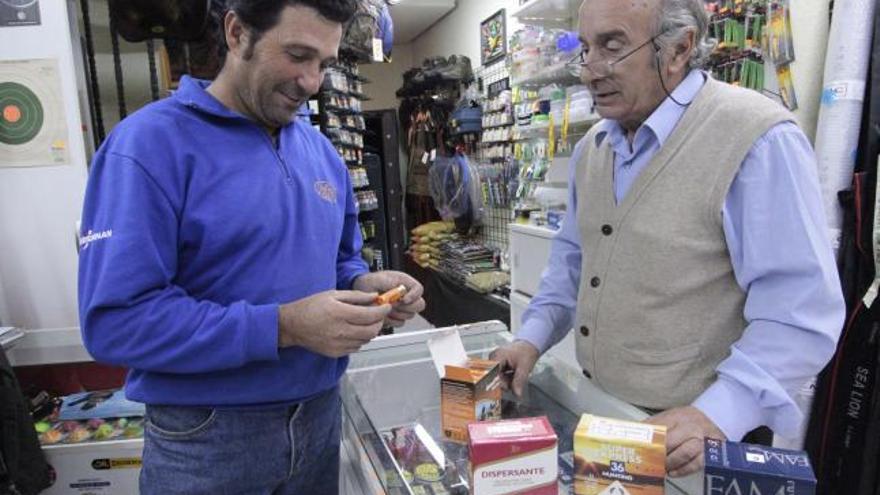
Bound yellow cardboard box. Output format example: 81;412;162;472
573;414;666;495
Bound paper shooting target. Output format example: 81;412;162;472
0;81;44;145
0;58;69;167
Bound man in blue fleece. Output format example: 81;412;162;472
77;1;425;493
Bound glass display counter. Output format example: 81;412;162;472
339;321;701;494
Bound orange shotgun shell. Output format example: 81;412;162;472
375;284;407;305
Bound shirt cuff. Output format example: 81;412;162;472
693;377;769;442
515;318;555;354
339;268;369;290
245;303;281;362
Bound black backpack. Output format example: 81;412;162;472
108;0;211;42
0;350;50;495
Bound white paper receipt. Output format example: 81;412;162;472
587;417;654;444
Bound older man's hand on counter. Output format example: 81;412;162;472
645;405;726;478
490;340;540;397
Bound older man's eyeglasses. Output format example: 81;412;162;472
566;33;663;78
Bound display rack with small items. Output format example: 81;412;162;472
480;83;515;165
310;62;390;271
705;0;768;91
703;0;797;109
508;23;597;221
318;63;370;167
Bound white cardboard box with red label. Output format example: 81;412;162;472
468;416;558;495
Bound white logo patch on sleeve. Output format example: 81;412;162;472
79;229;113;250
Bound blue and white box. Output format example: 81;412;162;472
704;438;816;495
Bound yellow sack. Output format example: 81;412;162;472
412;221;454;237
428;231;454;241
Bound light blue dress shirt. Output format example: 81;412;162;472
517;70;845;441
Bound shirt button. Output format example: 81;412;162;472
601;224;613;236
580;326;590;337
590;277;601;288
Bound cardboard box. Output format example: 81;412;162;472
704;438;816;495
573;414;666;495
468;416;558;495
440;357;502;443
42;438;143;495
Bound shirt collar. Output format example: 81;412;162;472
594;70;707;148
173;75;308;129
173;75;243;119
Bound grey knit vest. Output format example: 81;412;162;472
573;77;793;409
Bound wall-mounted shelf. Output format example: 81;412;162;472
512;0;580;28
7;327;92;367
514;115;600;140
0;327;25;351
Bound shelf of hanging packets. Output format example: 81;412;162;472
512;0;580;28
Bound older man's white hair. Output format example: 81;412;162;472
653;0;717;69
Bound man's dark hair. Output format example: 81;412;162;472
211;0;357;61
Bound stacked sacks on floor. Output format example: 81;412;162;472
408;221;456;269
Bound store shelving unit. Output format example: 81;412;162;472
508;0;598;207
363;110;406;271
474;62;517;253
314;62;391;271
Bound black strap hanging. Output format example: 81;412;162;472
146;39;160;101
78;0;105;146
108;8;127;119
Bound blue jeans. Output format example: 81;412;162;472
140;385;341;494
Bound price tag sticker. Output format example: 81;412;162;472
372;38;384;62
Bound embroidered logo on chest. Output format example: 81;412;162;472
314;181;337;204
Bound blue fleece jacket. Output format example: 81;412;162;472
78;76;369;406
